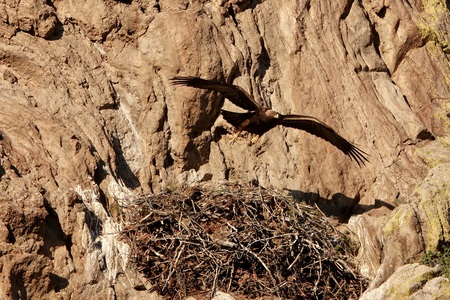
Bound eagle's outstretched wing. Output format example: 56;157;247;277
279;115;369;166
171;76;260;111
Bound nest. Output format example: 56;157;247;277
120;184;367;299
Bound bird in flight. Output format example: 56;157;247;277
171;76;369;166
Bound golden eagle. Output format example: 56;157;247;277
171;76;368;166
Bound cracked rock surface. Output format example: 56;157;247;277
0;0;450;298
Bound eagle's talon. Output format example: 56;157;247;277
250;135;260;144
230;133;239;144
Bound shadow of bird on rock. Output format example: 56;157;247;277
287;189;396;223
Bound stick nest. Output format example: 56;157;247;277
120;184;367;299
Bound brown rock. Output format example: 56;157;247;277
361;263;444;300
350;205;424;291
361;0;423;73
0;0;449;298
409;162;450;252
2;0;58;38
1;254;53;299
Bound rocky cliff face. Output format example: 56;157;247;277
1;0;450;298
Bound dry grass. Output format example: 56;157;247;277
120;184;367;299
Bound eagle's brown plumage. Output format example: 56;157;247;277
171;76;369;166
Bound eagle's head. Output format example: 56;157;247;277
265;109;281;120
